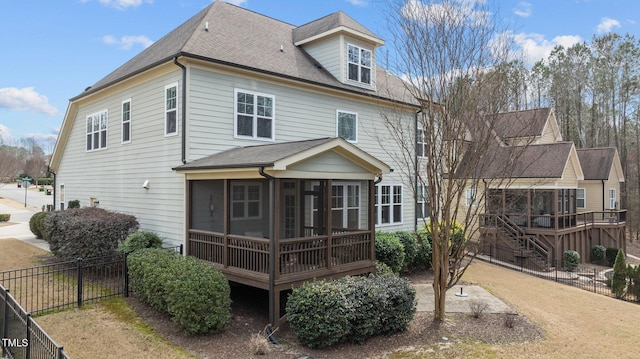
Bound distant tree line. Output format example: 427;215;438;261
0;137;51;183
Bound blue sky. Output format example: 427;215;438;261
1;0;639;151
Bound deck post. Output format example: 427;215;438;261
326;179;332;270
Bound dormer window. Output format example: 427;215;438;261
347;44;371;84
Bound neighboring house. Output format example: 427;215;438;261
474;108;626;268
49;1;419;324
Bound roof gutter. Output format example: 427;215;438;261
173;56;187;164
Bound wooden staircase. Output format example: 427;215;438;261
496;216;551;271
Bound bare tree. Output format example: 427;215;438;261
382;0;538;322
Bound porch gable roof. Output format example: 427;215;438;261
173;137;391;178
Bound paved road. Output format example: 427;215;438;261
0;182;55;212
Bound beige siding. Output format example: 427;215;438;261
579;181;604;213
302;36;342;82
55;70;186;246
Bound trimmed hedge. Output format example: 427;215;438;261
374;232;405;274
0;214;10;222
29;211;48;239
395;231;418;271
127;248;231;335
563;250;580;272
591;245;606;265
118;231;163;254
415;229;433;270
286;273;416;348
43;207;138;260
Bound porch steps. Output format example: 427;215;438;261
496;220;550;271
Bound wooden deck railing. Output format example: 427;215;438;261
480;210;627;231
187;229;372;278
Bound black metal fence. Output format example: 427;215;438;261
1;283;70;359
480;243;639;303
0;245;183;359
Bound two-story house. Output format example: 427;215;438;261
49;1;420;324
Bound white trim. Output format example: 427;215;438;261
336;109;358;143
375;183;403;226
466;188;477;207
576;188;586;209
85;109;108;151
346;43;372;85
233;88;275;141
121;98;132;144
164;82;178;137
609;188;616;209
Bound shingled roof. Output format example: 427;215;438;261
292;11;383;45
76;1;407;103
486;108;551;140
576;147;617;180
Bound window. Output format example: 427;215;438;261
466;188;477;206
86;109;108;151
59;183;65;210
165;83;177;136
232;183;262;219
417;128;426;158
122;99;131;143
375;184;403;225
417;184;429;219
337;110;357;142
609;188;616;209
332;183;360;228
235;89;274;140
576;188;585;209
347;44;372;84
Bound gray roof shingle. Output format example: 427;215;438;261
487;108;551;140
576;147;617;180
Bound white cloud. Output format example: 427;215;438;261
222;0;247;6
510;32;582;66
103;35;153;49
597;17;621;34
345;0;367;6
99;0;152;10
402;0;489;28
0;124;15;144
514;1;531;18
0;87;59;116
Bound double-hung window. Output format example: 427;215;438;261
232;183;262;220
332;183;360;229
347;44;372;84
609;188;616;209
417;128;427;158
337;110;357;142
86;110;108;151
375;184;403;225
576;188;586;209
122;99;131;143
466;188;477;207
235;89;274;140
417;184;429;219
165;83;178;136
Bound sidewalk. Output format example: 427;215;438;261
0;197;50;252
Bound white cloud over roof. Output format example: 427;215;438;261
0;87;59;116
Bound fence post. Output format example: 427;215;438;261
594;268;597;294
77;258;84;308
57;346;65;359
25;313;31;359
124;252;129;298
2;288;8;357
554;259;558;282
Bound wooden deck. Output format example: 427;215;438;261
187;229;374;291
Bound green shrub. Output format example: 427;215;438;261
395;231;418;272
563;250;580;272
374;261;394;276
627;264;640;301
118;231;163;254
68;200;80;209
127;248;180;312
36;178;54;186
165;256;232;335
612;249;627;298
29;211;48;239
605;247;619;267
286;280;350;348
43;207;138;260
0;214;10;222
128;248;231;335
374;232;405;274
286;274;416;348
591;245;606;265
414;229;433;270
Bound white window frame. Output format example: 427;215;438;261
234;89;275;141
336;110;358;143
165;83;178;136
417;184;429;219
347;43;372;85
609;188;616;209
59;183;65;210
375;184;403;226
417;127;427;158
231;182;262;220
466;188;477;207
86;109;108;151
576;188;586;209
121;98;131;144
331;182;361;229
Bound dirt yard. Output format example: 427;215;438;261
2;236;640;358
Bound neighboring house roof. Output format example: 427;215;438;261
173;137;391;175
487;107;551;140
77;1;407;104
576;147;623;181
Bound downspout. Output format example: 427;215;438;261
602;180;606;211
173;56;187;164
259;167;276;326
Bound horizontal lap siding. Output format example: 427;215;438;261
187;65;415;232
57;71;186;246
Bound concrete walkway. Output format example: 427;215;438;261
414;283;513;313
